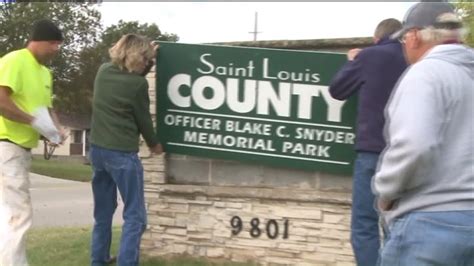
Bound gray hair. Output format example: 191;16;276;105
109;34;155;74
418;13;467;44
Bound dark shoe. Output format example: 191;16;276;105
106;256;117;264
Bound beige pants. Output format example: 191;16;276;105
0;142;32;266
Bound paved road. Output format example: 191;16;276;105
30;173;124;228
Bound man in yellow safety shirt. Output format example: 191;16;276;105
0;19;64;266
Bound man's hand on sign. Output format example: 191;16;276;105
149;143;163;155
347;48;362;61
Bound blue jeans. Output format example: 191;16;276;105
351;151;380;266
90;145;147;266
379;211;474;266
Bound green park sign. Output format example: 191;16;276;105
156;42;357;175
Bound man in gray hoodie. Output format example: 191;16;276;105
373;2;474;265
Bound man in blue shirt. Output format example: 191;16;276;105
329;18;407;266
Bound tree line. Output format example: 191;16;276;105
0;1;472;116
0;1;178;115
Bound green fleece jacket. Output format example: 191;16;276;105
90;62;158;152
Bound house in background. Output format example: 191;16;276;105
32;113;91;157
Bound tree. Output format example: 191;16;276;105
1;2;179;115
96;20;178;63
0;1;102;114
454;0;473;46
68;20;179;115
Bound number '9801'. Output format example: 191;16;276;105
230;216;289;239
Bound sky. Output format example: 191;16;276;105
99;2;417;44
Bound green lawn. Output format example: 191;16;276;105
31;156;92;182
27;227;252;266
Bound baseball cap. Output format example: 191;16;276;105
391;2;459;39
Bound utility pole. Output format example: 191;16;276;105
249;12;262;41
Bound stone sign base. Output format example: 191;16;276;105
140;155;354;266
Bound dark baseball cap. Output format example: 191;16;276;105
391;2;458;39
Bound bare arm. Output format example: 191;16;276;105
0;86;34;124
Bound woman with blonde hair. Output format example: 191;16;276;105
89;34;162;266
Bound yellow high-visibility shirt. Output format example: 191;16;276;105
0;48;53;148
